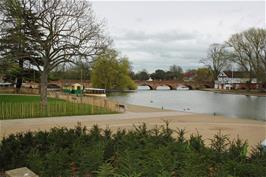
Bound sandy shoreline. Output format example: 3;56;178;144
1;104;265;149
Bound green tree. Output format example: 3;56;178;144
0;0;41;92
91;49;137;91
150;69;166;80
49;62;91;81
135;70;149;81
194;68;212;82
226;28;266;86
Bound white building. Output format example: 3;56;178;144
215;71;257;90
147;77;153;81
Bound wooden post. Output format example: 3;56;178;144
91;99;94;114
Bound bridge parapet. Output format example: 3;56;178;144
135;80;213;90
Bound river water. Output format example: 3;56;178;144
109;86;266;121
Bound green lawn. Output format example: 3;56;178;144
0;95;114;120
0;94;64;103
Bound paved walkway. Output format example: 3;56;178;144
0;111;190;137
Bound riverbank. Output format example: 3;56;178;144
1;104;265;149
202;88;266;97
126;104;174;112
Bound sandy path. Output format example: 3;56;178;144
1;105;265;149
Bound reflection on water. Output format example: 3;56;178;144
109;86;266;121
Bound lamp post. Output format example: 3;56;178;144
231;66;234;90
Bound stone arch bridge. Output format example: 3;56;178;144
135;80;213;90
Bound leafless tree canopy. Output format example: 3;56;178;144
201;43;229;82
201;28;266;86
226;28;266;82
24;0;109;71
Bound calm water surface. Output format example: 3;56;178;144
109;86;266;121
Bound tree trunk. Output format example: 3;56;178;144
247;71;252;91
16;77;23;93
15;60;24;93
40;71;48;111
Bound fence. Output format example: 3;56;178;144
0;88;122;112
0;88;125;119
0;101;112;120
48;92;122;113
0;87;39;94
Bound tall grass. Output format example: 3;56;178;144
0;95;114;119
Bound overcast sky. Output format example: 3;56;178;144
91;1;265;72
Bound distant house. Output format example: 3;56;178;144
183;71;196;81
215;71;258;90
147;77;153;81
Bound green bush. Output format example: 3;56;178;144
1;123;265;177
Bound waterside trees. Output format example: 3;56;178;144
202;28;266;88
91;49;136;91
226;28;266;84
200;43;229;83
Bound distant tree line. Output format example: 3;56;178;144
49;62;91;81
131;65;213;83
132;65;184;81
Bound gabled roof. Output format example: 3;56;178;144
220;71;250;78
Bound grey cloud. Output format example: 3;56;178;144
92;1;264;72
112;29;209;72
113;30;199;42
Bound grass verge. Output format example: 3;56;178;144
0;95;115;120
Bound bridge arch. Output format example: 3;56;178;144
142;84;156;90
177;84;193;90
156;84;177;90
165;84;176;90
184;85;193;90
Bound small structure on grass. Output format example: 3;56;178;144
63;83;84;94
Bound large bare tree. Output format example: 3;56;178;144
1;0;109;107
226;28;266;85
201;43;229;82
